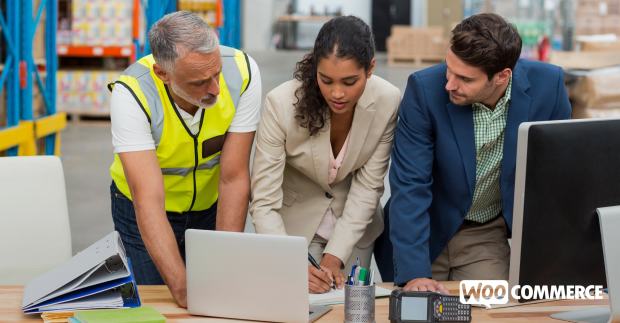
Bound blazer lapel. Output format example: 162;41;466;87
335;87;376;183
310;120;332;192
446;102;476;197
503;64;531;180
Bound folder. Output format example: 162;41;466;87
22;231;141;314
72;306;165;323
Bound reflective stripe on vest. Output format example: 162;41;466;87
109;46;250;212
161;155;222;176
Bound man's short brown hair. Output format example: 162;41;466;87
450;13;522;80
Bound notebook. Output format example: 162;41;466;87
71;306;165;323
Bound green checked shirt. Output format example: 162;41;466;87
465;77;512;223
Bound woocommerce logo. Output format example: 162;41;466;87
459;280;604;308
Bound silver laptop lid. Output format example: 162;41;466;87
598;206;620;322
186;230;309;323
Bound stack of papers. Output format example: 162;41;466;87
38;290;124;312
309;286;393;306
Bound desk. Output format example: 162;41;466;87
1;282;608;322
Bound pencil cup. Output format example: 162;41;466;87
344;283;375;323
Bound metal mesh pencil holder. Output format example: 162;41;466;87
344;283;375;323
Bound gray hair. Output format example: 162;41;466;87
148;11;219;71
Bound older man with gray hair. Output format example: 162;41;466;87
108;11;261;306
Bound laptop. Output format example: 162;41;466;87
551;205;620;323
185;230;331;322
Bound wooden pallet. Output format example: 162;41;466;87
387;25;447;68
387;56;444;67
62;110;110;123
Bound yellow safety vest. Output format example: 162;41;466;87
109;46;251;212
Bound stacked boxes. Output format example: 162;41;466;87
387;26;447;66
576;0;620;35
59;1;133;46
178;0;219;27
569;70;620;119
57;71;120;114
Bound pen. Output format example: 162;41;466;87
357;267;368;286
308;253;321;269
348;265;358;285
308;253;336;289
369;269;375;286
353;266;361;285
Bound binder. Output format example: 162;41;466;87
22;231;141;314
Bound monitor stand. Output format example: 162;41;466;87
550;307;610;323
550;206;620;323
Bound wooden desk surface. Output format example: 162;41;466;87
2;282;608;322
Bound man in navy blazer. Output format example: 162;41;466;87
382;13;571;291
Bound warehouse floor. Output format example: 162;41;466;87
61;50;420;277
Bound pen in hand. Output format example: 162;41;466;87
308;253;336;290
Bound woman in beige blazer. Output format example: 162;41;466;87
250;16;400;293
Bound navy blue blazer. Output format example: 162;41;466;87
388;59;572;285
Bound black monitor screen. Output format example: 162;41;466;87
513;119;620;292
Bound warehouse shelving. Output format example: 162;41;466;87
56;0;141;120
57;45;134;58
178;0;223;28
0;0;64;156
176;0;241;48
137;0;177;58
53;0;239;121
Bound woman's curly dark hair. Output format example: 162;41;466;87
293;15;375;136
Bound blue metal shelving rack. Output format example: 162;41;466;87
135;0;242;58
136;0;177;59
0;1;22;155
0;0;62;156
220;0;241;48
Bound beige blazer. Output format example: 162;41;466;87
249;75;400;264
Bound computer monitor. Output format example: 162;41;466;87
509;118;620;299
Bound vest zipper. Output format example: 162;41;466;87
163;85;210;212
188;135;199;211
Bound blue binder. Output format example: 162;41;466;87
22;232;141;313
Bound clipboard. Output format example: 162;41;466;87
22;231;141;313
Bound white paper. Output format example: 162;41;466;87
37;289;123;312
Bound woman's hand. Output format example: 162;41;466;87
308;265;334;293
320;253;346;289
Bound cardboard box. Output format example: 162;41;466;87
387;26;447;65
31;0;46;61
550;50;620;69
579;39;620;51
568;70;620;119
71;1;133;46
57;70;121;114
608;0;620;14
602;15;620;34
573;106;620;119
576;5;602;16
575;16;604;35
